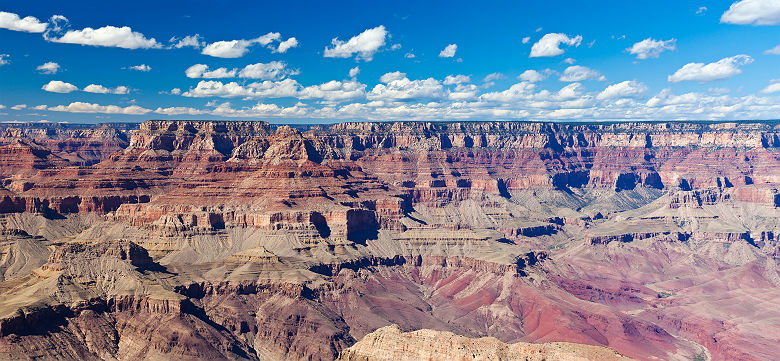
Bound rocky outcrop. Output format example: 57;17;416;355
336;324;635;361
0;120;778;361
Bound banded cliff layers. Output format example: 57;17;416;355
0;120;778;361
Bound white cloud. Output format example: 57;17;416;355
443;74;471;85
275;37;298;53
154;106;209;116
484;72;504;82
182;81;254;98
324;25;387;61
597;80;648;100
181;79;301;98
404;52;416;58
439;44;458;58
697;6;708;15
125;64;151;72
0;54;9;66
518;70;547;82
765;45;780;54
83;84;130;94
42;80;78;93
50;25;161;49
626;38;676;59
185;64;237;78
47;102;151;115
299;80;366;101
36;62;61;74
668;55;753;83
480;82;536;102
563;58;576;64
183;61;297;80
368;76;445;100
0;11;47;33
201;32;281;58
522;37;531;44
721;0;780;25
170;34;203;49
379;71;407;83
349;66;360;78
11;104;27;110
559;65;605;82
238;61;298;80
530;33;582;57
447;83;479;100
760;79;780;93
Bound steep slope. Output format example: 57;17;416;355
0;120;777;361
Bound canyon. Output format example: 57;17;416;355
0;119;778;360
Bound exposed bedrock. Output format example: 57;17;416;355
0;120;778;361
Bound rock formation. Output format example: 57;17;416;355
0;120;777;361
337;324;635;361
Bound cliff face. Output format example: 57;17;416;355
0;120;778;361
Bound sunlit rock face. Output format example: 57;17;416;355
0;120;778;361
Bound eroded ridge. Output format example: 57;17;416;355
0;120;778;361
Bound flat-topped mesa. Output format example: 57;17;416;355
128;120;272;153
138;119;272;134
326;121;779;149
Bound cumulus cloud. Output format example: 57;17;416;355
42;80;78;93
480;82;536;102
368;76;445;100
518;70;547;82
530;33;582;57
275;37;298;53
439;44;458;57
522;37;531;44
125;64;151;72
597;80;648;100
626;38;676;59
760;79;780;94
36;62;61;74
668;55;753;83
0;11;47;33
154;106;209;116
697;6;708;15
443;74;470;85
0;54;9;66
182;61;298;80
170;34;204;49
185;64;237;78
349;66;360;78
238;61;299;80
201;32;281;58
181;79;301;98
50;25;161;49
47;102;151;114
721;0;780;25
559;65;605;82
379;71;407;83
11;104;27;110
765;45;780;54
299;80;366;101
324;25;387;61
83;84;130;94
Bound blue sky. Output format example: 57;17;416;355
1;0;780;123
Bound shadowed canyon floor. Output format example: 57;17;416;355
0;120;778;360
